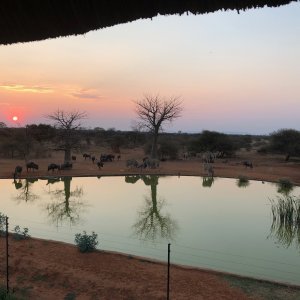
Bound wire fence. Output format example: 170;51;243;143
2;214;300;297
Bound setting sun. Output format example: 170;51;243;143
12;116;18;121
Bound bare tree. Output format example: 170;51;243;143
47;110;87;163
135;95;183;158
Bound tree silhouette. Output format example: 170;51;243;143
46;176;86;226
47;110;87;163
126;175;178;242
135;95;183;158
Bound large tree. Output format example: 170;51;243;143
135;95;183;158
47;110;87;163
269;129;300;161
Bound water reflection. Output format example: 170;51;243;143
236;176;250;188
46;177;86;226
269;195;300;249
13;178;39;203
125;175;178;242
202;176;214;188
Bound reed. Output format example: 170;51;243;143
269;195;300;248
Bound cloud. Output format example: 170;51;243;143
70;89;103;101
0;84;53;94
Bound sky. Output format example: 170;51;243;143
0;2;299;134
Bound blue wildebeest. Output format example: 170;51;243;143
100;154;114;162
91;156;96;163
26;162;39;172
242;161;253;168
83;153;91;160
13;165;22;179
47;163;61;172
61;162;73;170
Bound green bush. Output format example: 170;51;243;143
74;231;98;253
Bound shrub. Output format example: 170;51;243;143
75;231;98;253
13;225;30;240
237;175;249;188
277;178;294;195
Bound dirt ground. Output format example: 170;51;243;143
1;148;300;299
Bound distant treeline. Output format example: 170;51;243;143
0;123;299;161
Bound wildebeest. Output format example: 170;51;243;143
61;162;73;170
83;153;91;160
72;155;76;161
13;165;22;179
100;154;114;162
242;161;253;168
117;155;121;160
91;156;96;163
47;163;61;172
96;161;104;169
26;162;39;172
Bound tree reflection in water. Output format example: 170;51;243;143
125;175;178;242
269;195;300;249
13;178;39;203
46;176;86;226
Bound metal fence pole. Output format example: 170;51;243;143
5;216;9;294
167;243;171;300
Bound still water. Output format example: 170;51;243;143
1;175;300;285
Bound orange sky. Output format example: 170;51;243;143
0;3;299;134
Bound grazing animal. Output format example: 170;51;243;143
83;153;91;160
26;162;39;172
91;156;96;163
117;155;121;160
71;155;76;161
96;161;104;169
47;163;61;172
126;159;139;168
143;158;160;169
202;152;215;164
13;165;22;179
100;154;114;162
242;161;253;168
61;162;73;170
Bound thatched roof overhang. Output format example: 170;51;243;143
0;0;298;45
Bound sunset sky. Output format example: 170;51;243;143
0;2;299;134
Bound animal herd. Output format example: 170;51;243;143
12;152;120;178
11;150;254;180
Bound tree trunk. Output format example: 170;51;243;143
64;147;71;163
151;131;159;159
